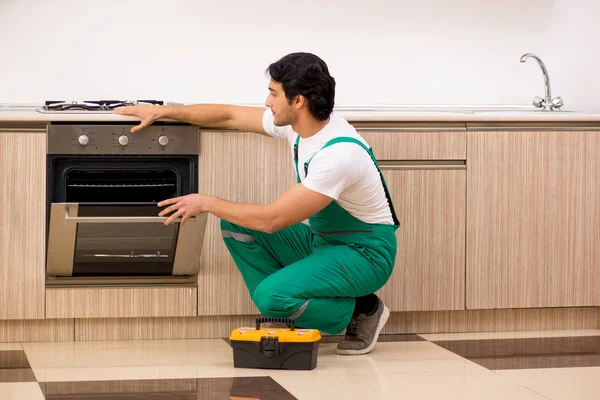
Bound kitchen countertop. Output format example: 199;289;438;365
1;104;600;123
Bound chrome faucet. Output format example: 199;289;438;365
520;53;564;110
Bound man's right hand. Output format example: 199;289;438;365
113;104;162;133
114;103;268;136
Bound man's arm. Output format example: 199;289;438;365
158;184;333;233
113;104;268;135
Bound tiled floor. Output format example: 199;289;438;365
1;330;599;399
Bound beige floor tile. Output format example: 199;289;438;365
269;342;489;378
0;382;44;400
22;338;223;352
269;368;549;400
0;344;23;351
22;339;231;367
23;339;266;382
419;329;600;341
497;367;600;400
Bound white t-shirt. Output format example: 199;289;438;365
262;109;394;225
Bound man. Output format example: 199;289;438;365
114;52;399;355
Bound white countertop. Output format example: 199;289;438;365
1;104;600;123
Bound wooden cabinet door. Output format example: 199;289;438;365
376;167;466;311
466;130;600;308
0;131;46;319
197;131;295;315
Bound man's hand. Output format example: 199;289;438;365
113;104;162;133
158;194;211;226
156;184;332;233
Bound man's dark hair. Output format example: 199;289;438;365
267;52;336;121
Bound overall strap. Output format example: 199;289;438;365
293;135;301;183
296;136;400;226
304;137;372;173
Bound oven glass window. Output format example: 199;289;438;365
72;205;179;276
65;169;178;203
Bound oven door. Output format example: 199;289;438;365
46;203;207;286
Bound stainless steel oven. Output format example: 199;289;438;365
45;122;206;287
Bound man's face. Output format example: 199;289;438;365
265;80;296;126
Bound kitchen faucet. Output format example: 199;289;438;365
520;53;564;110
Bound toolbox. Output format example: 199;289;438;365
229;317;321;370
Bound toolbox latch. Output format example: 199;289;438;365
260;336;280;358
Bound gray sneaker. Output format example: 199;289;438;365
336;299;390;355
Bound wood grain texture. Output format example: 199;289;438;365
0;132;46;319
466;130;600;309
75;315;259;341
359;130;466;160
73;307;597;340
0;319;73;342
383;307;598;334
377;169;466;311
46;287;197;319
196;131;295;315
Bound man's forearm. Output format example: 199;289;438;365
206;196;276;233
158;104;235;128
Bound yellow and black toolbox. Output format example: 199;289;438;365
229;318;321;370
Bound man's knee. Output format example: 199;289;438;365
253;280;287;317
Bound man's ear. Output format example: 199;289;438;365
294;94;305;110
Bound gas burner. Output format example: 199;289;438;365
41;100;164;112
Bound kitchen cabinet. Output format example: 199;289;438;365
0;130;46;319
196;131;295;315
360;127;467;311
196;126;468;315
466;130;600;308
46;287;197;318
375;168;466;311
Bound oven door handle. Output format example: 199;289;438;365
64;207;188;223
65;206;191;224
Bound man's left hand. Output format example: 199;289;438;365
158;194;211;225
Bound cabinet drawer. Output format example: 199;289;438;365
46;287;197;318
355;124;466;160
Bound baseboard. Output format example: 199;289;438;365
1;307;597;343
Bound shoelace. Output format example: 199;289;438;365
345;317;359;337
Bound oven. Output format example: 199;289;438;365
45;122;206;287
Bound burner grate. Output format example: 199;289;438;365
43;100;164;111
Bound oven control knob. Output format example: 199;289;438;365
158;135;169;146
78;134;89;146
118;135;129;146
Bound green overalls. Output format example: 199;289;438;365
220;136;400;334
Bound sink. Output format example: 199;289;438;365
333;105;597;117
471;109;589;115
333;104;545;114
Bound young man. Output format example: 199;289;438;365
114;52;400;355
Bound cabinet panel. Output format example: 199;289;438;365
0;131;46;319
359;129;466;160
46;287;197;318
197;131;295;315
466;130;600;308
377;168;466;311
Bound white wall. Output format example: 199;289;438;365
1;0;598;110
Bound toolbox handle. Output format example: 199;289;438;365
256;317;295;331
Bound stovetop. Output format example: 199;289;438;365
38;100;165;113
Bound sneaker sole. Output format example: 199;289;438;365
336;304;390;355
